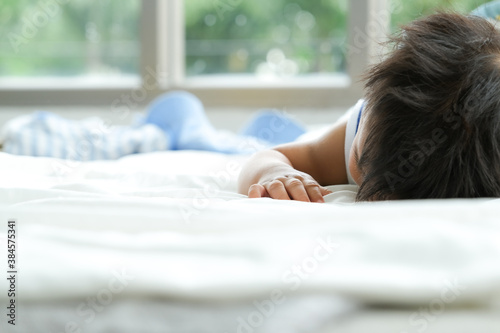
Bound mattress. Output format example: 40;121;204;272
0;150;499;332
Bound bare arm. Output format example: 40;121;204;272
237;117;348;202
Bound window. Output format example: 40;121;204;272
185;0;348;77
390;0;493;31
0;0;390;108
0;0;139;80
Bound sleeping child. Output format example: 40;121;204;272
238;12;500;202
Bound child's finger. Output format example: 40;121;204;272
265;180;291;200
284;178;311;202
320;186;332;196
304;183;326;203
248;184;267;198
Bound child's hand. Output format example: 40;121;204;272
248;171;332;203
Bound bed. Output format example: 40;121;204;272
1;150;499;333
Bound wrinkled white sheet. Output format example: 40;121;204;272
0;151;499;306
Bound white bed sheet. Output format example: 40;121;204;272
0;151;500;308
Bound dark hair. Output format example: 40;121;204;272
356;12;500;201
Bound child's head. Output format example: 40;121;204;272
355;12;500;201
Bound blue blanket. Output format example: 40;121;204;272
0;91;306;160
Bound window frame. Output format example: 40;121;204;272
0;0;389;108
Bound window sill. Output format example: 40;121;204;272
0;75;141;90
0;73;362;108
180;73;351;90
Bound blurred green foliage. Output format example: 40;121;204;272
0;0;494;77
185;0;492;76
186;0;348;76
0;0;138;76
390;0;490;30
